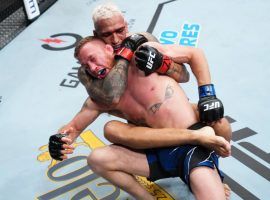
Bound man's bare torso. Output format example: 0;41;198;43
114;61;197;128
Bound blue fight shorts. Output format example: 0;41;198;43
145;122;224;191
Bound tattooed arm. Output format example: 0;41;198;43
78;59;129;106
166;62;190;83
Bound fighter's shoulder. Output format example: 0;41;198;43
83;96;109;113
142;41;167;53
128;32;159;42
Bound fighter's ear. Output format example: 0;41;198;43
105;44;114;54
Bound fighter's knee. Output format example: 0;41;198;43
87;149;100;170
104;121;117;142
104;121;126;143
190;166;226;200
221;117;232;132
87;148;109;173
104;121;116;135
214;118;232;142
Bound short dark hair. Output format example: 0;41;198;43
74;36;96;60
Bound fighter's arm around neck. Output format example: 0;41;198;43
78;32;153;106
78;58;129;106
147;42;211;86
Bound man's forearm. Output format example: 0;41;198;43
168;47;211;86
189;48;211;86
123;127;198;149
104;121;198;149
103;59;129;104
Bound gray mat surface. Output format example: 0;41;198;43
0;0;269;199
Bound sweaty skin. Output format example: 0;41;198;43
116;65;197;128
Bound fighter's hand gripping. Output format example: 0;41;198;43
48;131;75;161
115;34;148;62
135;45;172;76
48;133;67;161
198;84;224;123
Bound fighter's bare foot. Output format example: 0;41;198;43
223;183;231;200
195;126;231;157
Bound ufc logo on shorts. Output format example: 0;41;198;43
204;101;220;111
146;52;156;69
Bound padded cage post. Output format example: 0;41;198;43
0;0;58;50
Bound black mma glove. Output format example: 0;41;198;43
198;84;224;123
115;34;148;62
135;45;172;76
48;133;67;161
